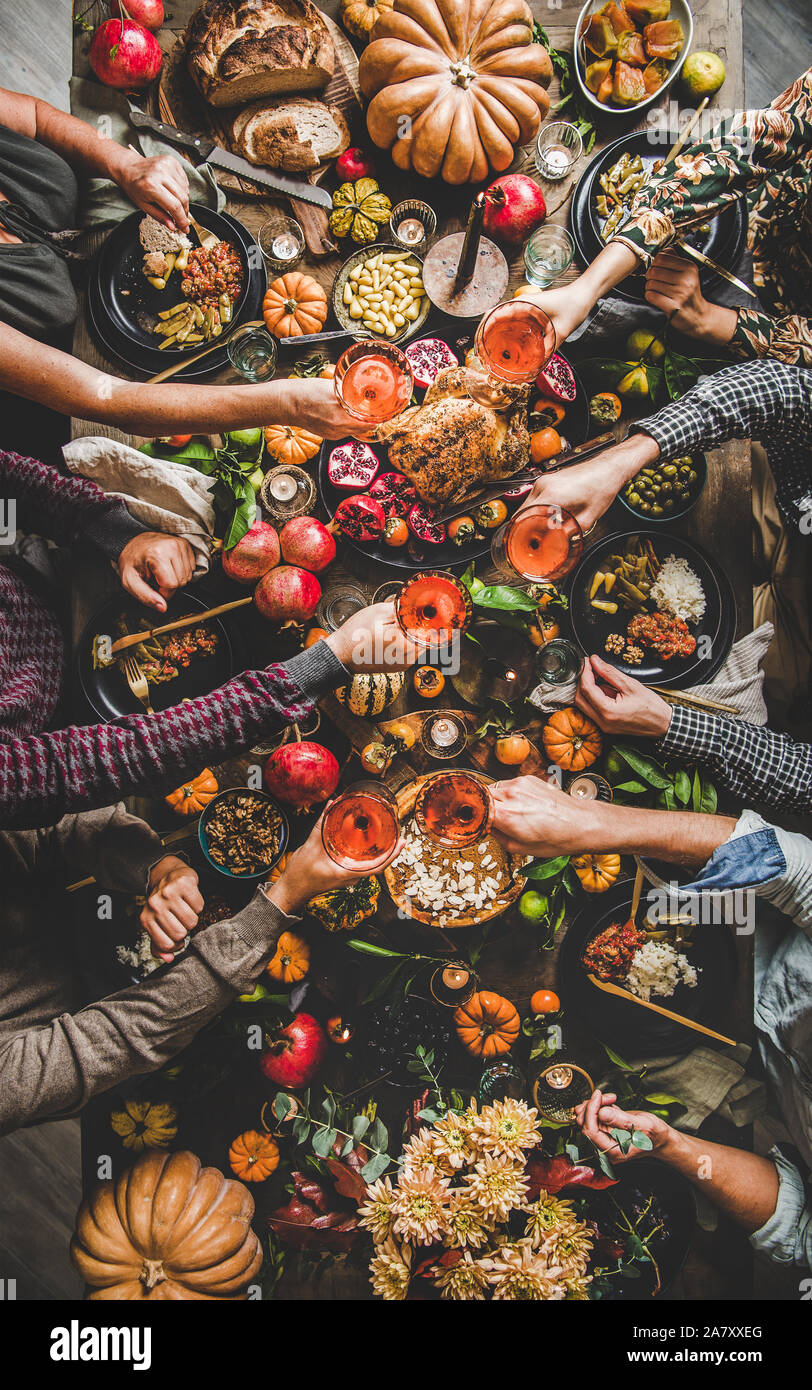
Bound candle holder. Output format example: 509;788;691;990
429;961;478;1007
260;465;316;524
258;214;306;273
479;1059;527;1104
422;192;509;318
535;121;583;181
566;772;613;803
390;199;437;254
372;579;403;606
315;584;368;632
532;1062;594;1122
421;711;469;761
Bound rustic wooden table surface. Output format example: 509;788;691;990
70;0;755;1300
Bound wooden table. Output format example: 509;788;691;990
70;0;755;1301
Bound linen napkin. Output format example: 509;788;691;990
63;437;216;575
529;623;774;724
599;1043;766;1134
69;78;226;228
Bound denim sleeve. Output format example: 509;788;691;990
679;810;812;935
749;1148;812;1268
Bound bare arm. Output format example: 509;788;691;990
0;321;369;438
516;241;641;345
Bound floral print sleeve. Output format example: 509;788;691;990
611;68;812;366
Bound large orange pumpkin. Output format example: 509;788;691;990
70;1150;262;1300
165;767;219;816
264;424;323;467
263;272;328;337
454;989;520;1058
359;0;552;184
228;1131;280;1183
542;708;602;771
266;930;310;983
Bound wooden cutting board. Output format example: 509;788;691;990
150;13;363;258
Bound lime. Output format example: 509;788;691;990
625;330;665;362
604;749;626;782
248;466;265;492
227;427;264;454
519;890;549;924
682;51;726;100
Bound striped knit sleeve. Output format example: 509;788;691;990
0;449;138;552
0;642;346;829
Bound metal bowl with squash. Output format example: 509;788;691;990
573;0;693;115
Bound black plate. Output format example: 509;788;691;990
87;205;266;379
584;1158;697;1298
317;343;589;573
77;590;236;722
570;132;748;304
558;879;737;1055
567;528;735;688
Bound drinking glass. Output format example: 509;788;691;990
334;340;413;425
322;780;400;870
414;771;493;848
524;226;575;288
227;325;278;381
395;570;472;639
535;121;584;181
258;215;305;273
535;637;585;686
491;503;583;582
465;300;556;409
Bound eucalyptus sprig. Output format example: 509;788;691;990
273;1088;393;1184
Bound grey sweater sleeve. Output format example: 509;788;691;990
0;888;294;1135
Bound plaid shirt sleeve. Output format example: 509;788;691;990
657;704;812;814
634;359;812;532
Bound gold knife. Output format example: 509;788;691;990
674;239;757;298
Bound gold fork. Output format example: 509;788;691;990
121;654;154;715
190;215;220;251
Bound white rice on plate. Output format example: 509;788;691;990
625;940;698;1002
650;555;706;624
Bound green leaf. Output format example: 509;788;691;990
674;769;691;805
631;1130;654;1151
600;1042;637;1071
613;780;648;794
472;585;537;612
417;1107;441;1122
368;1118;388;1152
662;786;677;811
352;1114;371;1141
644;1091;683;1106
340;1136;355;1157
361;1153;389;1183
526;855;571;880
291;1115;310;1144
575;357;631;392
597;1149;616;1179
691;768;702;813
362;961;407;1005
312;1126;337;1158
321;1095;336;1125
273;1093;292;1122
612;745;672;789
700;779;718;815
348;939;408;959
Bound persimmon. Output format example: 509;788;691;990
530;396;566;428
530;988;561;1014
530;427;562;465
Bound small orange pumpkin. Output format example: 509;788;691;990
228;1130;280;1183
542;708;602;772
454;990;520;1059
571;852;621;893
264;423;323;467
263;272;328;338
165;767;219;816
266;930;310;983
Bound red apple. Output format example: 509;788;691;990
260;1013;328;1088
335;147;376;182
111;0;164;30
483;174;547;248
89;17;163;89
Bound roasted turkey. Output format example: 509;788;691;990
374;366;530;506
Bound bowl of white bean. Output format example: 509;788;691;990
331;243;431;344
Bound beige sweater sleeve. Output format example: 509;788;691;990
0;889;294;1135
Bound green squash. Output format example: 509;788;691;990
335;671;404;718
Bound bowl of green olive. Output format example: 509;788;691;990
618;453;707;523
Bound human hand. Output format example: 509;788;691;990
117;152;190;233
117;532;196;613
141;855;204;962
645;251;736;346
574;1089;672;1164
513;278;595;347
576;654;672;737
272;377;376;441
324;600;430;673
264;812;403;915
491;774;605;857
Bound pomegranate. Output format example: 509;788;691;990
332;494;386;542
260;1013;327;1088
368;472;417;519
89;17;163;88
336;147;376;182
111;0;164;29
483;174;547;248
327;440;380;491
407;502;447;546
536;353;577;404
254;565;321;623
222;519;280;584
279;515;336;574
264;741;340;810
404;337;459;390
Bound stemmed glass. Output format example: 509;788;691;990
334;340;413;426
465;300;556;409
321;781;400;871
490;503;583;583
395;570;472;640
414;771;494;848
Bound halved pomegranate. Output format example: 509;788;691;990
327;441;380;492
536;353;577;404
369;471;417;518
332;494;386;542
407;502;447;545
404;337;459;390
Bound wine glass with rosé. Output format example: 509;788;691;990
491;502;583;583
465;299;556;409
321;781;400;871
414;771;493;849
334;340;413;426
395;569;472;641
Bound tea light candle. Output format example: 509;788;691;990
396;217;425;246
541;145;571;178
544;1064;573;1090
271;233;301;262
430;717;459;748
568;775;598;801
442;965;471;992
269;472;298;503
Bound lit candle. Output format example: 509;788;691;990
269;472;298;502
430;717;459;748
271;233;300;261
541;145;571;178
441;966;471;992
396;217;425;246
504;668;518;684
568;775;598;801
545;1064;573;1090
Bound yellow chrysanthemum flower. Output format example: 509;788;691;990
369;1236;412;1301
434;1250;490;1301
357;1176;396;1244
464;1152;528;1220
391;1170;451;1244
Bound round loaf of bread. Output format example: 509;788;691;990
231;97;350;171
186;0;335;107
